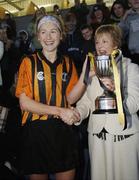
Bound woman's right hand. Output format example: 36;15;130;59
59;107;80;125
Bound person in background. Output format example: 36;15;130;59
0;28;22;180
73;24;139;180
110;0;128;24
40;6;47;16
15;30;31;57
53;4;61;16
1;26;21;91
0;30;4;88
1;13;17;40
27;9;45;52
89;4;111;33
110;0;129;57
70;0;89;29
61;12;83;75
119;0;139;65
15;15;90;180
74;23;96;180
80;24;95;60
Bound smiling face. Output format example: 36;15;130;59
94;10;103;22
129;0;139;11
81;27;93;40
95;33;117;56
37;21;62;53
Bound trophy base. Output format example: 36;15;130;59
93;109;118;114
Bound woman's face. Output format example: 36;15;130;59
95;33;117;55
113;4;125;18
94;10;103;22
37;21;61;53
65;17;77;32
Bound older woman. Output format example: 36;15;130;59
75;24;139;180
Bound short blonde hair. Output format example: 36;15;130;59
95;24;122;48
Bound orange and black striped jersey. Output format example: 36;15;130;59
15;51;78;125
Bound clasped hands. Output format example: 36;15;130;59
59;107;80;125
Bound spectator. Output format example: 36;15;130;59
70;0;89;29
61;12;83;75
0;30;4;87
110;0;128;24
27;9;45;52
80;24;95;60
1;27;21;91
110;1;129;57
89;4;111;33
53;4;61;16
40;6;47;15
1;13;16;40
15;30;31;56
0;27;22;180
119;0;139;65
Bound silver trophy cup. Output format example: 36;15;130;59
93;55;117;114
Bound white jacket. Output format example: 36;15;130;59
76;57;139;135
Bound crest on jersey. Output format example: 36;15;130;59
62;72;68;82
37;71;44;81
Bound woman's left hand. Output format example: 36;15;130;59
100;77;115;91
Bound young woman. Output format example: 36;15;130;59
15;15;87;180
110;0;127;24
74;24;139;180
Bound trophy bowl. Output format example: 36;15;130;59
93;55;117;114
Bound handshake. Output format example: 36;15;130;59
59;107;81;125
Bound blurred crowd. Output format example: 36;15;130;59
0;0;134;92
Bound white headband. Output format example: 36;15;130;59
37;15;61;31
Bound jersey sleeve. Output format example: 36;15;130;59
15;57;33;98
